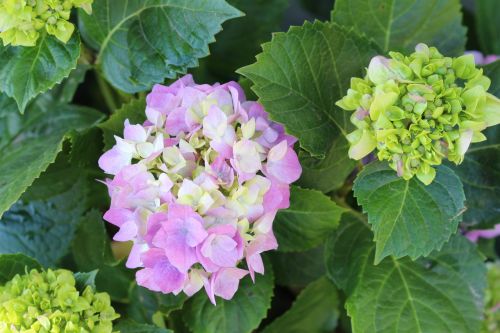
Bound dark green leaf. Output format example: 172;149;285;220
275;186;345;252
297;135;357;192
325;212;486;333
0;254;41;284
353;161;465;263
331;0;466;55
115;320;172;333
99;97;147;150
72;210;115;271
484;60;500;98
475;0;500;54
183;263;274;333
269;247;326;288
95;262;135;303
0;34;80;112
78;0;242;93
74;270;98;292
262;277;339;333
238;21;378;157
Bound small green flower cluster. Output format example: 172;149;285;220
0;269;119;333
0;0;93;47
483;263;500;333
337;43;500;184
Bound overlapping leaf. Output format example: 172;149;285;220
325;212;486;333
353;161;465;263
0;254;41;284
331;0;466;55
238;21;378;157
78;0;242;93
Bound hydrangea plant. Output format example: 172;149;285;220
0;269;118;332
98;75;301;304
0;0;499;332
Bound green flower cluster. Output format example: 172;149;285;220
0;0;93;47
0;269;119;333
482;263;500;333
337;43;500;184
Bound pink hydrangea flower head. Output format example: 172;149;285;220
98;75;301;304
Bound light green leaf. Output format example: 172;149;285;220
269;246;326;288
325;212;486;333
331;0;466;55
353;161;465;263
238;21;378;157
72;210;115;272
262;277;339;333
0;254;41;284
0;34;80;113
297;135;357;192
183;263;273;333
78;0;242;93
115;320;172;333
98;97;146;150
475;0;500;54
0;104;103;217
274;186;345;252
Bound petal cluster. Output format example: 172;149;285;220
0;0;93;47
337;43;500;184
0;269;118;332
99;75;301;304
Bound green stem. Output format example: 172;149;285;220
95;70;119;112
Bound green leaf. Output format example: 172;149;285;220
0;34;80;113
238;21;378;157
274;186;345;252
262;277;339;333
297;135;357;193
78;0;242;93
206;0;289;80
98;97;146;150
353;161;465;263
128;284;187;324
72;210;115;272
0;175;90;267
331;0;467;55
475;0;500;54
115;320;172;333
325;212;486;333
484;60;500;98
269;247;326;288
183;263;274;333
0;104;103;217
95;262;135;303
74;270;98;293
0;254;41;284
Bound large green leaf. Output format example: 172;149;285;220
269;247;326;288
325;212;486;333
115;320;172;333
331;0;466;55
206;0;288;80
353;161;465;263
262;277;339;333
0;254;41;284
297;135;357;193
274;186;345;252
475;0;500;54
238;21;378;157
78;0;242;93
0;104;103;217
484;60;500;98
0;34;80;113
183;264;274;333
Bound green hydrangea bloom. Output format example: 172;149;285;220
482;262;500;333
0;269;119;332
0;0;93;47
337;43;500;184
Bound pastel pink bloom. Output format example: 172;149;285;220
198;225;244;272
265;140;302;184
466;224;500;242
465;51;499;66
153;204;208;272
99;75;302;303
136;248;186;294
205;267;248;305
